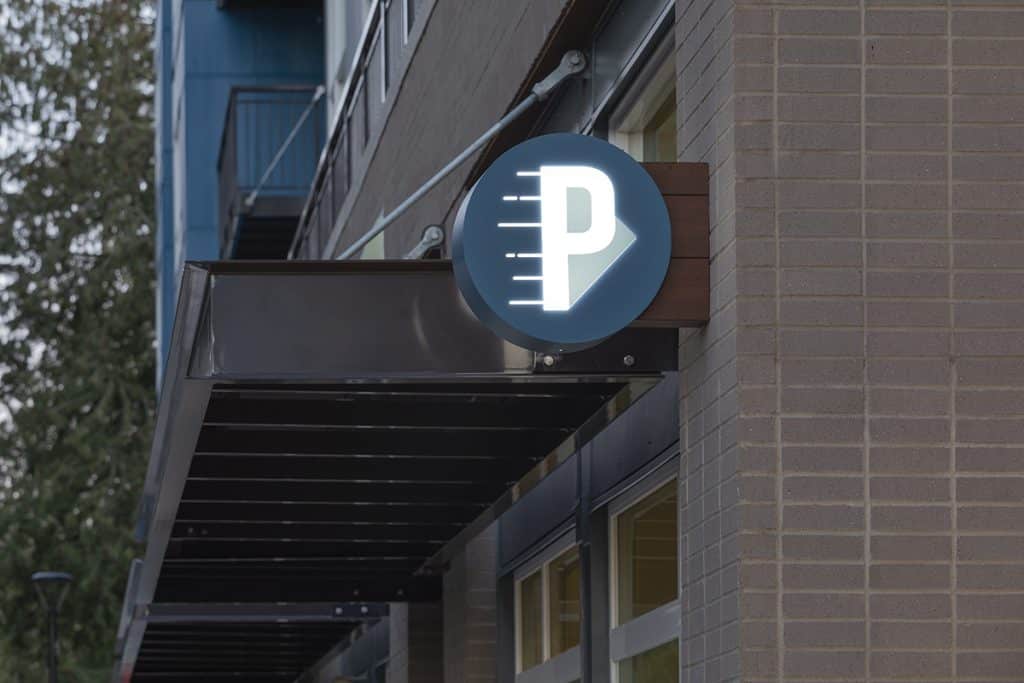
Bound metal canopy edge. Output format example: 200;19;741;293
137;602;388;624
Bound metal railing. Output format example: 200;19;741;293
288;0;422;259
217;85;325;257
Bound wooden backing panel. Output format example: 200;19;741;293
666;195;710;259
635;258;710;327
642;162;709;196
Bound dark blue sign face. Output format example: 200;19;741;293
453;133;671;352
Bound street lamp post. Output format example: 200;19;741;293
31;571;73;683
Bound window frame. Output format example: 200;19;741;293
403;0;414;44
379;0;389;102
513;533;582;682
607;459;681;682
606;31;676;163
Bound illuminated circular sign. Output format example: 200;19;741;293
453;133;671;353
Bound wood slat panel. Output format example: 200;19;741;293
636;162;710;326
642;161;709;196
665;195;710;259
636;259;710;327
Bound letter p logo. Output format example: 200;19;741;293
452;132;672;352
538;166;636;311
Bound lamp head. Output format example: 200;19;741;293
31;571;73;612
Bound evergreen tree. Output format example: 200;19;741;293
0;1;155;680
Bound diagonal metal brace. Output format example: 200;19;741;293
335;50;587;260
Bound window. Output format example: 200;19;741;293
608;35;676;163
379;0;389;101
358;231;386;260
518;569;544;670
609;471;680;683
515;541;581;679
614;479;678;624
403;0;415;43
548;547;581;657
617;639;678;683
641;95;676;162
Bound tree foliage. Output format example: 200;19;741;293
0;1;155;680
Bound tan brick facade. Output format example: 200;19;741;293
677;0;1024;680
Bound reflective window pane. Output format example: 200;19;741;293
616;480;678;623
547;547;581;657
643;93;676;162
617;639;679;683
518;570;543;671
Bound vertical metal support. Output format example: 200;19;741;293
577;447;594;683
589;507;612;683
496;573;517;683
46;608;58;683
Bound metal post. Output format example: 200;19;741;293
577;449;593;683
336;50;587;260
32;572;71;683
46;607;58;683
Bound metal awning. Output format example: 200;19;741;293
115;260;679;681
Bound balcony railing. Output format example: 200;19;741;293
289;0;424;259
217;85;325;259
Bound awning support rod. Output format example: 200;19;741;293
336;50;586;260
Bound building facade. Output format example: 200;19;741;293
127;1;1024;682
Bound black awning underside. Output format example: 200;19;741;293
117;261;678;682
132;626;356;683
156;381;624;604
133;621;355;682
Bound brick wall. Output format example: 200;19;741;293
388;603;444;683
679;1;1024;680
443;524;498;683
677;0;743;681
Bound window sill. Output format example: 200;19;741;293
610;599;681;663
517;645;581;683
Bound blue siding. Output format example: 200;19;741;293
155;0;176;384
154;0;324;389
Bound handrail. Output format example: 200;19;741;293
288;0;383;258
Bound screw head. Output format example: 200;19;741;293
623;354;636;367
542;355;556;367
334;606;344;616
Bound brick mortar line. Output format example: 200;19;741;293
947;2;958;678
772;6;784;683
859;1;872;678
